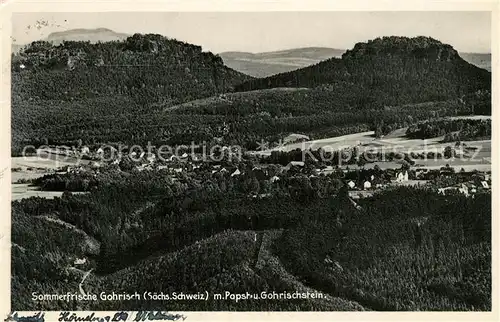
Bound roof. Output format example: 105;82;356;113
288;161;305;167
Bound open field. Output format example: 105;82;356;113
12;184;88;201
11;154;90;183
258;127;491;172
446;115;491;121
11;184;66;201
257;131;376;155
12;155;86;169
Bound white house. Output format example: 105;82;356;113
270;176;280;183
19;64;26;69
459;185;469;197
481;181;490;189
231;169;241;177
347;181;356;189
97;147;104;155
396;171;409;182
363;181;372;190
285;161;305;171
81;146;90;154
74;258;86;265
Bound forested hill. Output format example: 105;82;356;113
11;33;252;105
234;36;491;108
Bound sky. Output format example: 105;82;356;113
12;11;491;53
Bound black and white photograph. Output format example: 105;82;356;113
4;7;496;315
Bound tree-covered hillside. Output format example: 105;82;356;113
11;34;252;153
234;37;491;108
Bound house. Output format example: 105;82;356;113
321;166;334;173
347;181;356;189
395;171;409;182
438;187;456;195
74;258;86;265
270;176;280;183
481;181;490;189
19;63;26;69
180;153;189;159
81;146;90;154
459;184;469;197
173;168;183;173
363;181;372;190
231;169;241;177
97;147;104;155
284;161;305;171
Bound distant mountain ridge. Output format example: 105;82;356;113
460;52;491;72
220;47;345;77
11;28;130;54
45;27;130;44
12;28;490;73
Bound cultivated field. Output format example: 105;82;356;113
11;154;89;183
11;153;91;200
258;123;491;172
11;184;66;201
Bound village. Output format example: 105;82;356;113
12;141;492;201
